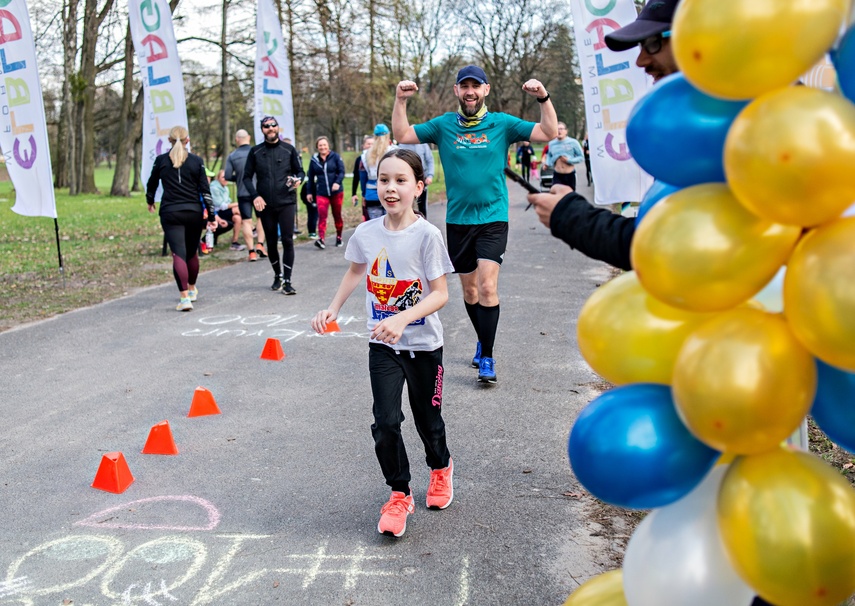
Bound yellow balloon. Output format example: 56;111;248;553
718;448;855;606
631;184;801;312
784;217;855;371
577;272;717;385
673;0;846;99
725;87;855;227
563;569;628;606
672;308;816;454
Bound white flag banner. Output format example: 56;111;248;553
570;0;653;205
255;0;295;145
2;0;56;218
129;0;188;198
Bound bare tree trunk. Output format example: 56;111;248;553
132;134;142;192
57;0;79;191
220;0;230;168
110;24;140;196
78;0;115;194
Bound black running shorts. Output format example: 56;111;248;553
446;221;509;274
238;195;255;220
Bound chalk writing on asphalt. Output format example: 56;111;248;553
181;314;368;340
3;533;471;604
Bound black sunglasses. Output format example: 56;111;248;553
261;122;278;129
640;31;671;55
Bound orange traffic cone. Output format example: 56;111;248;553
324;320;341;334
188;387;221;417
91;451;135;494
142;420;179;455
260;338;286;361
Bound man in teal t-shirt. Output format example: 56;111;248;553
392;65;557;384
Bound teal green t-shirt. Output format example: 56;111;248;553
414;112;535;225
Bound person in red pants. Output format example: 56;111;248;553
306;136;346;249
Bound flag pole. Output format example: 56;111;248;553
53;218;65;288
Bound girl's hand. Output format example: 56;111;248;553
217;216;228;228
206;221;218;232
331;183;340;192
352;195;359;206
370;314;408;344
311;309;337;334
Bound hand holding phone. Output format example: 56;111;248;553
504;167;539;209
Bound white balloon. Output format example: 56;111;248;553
623;466;755;606
753;266;786;313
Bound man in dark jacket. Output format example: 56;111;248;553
526;0;680;271
243;116;305;294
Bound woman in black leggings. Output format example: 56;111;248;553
146;126;216;311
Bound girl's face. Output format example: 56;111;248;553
377;157;424;218
316;139;330;156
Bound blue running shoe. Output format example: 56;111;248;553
471;342;482;368
478;357;497;384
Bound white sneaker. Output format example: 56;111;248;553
176;298;193;311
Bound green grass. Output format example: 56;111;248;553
0;155;447;331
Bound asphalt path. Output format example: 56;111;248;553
0;179;618;605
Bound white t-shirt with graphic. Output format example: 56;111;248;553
345;216;455;351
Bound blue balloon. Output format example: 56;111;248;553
812;359;855;454
568;383;719;509
626;73;748;187
636;180;680;225
833;28;855;104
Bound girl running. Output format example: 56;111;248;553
311;149;455;538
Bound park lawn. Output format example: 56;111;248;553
0;154;446;332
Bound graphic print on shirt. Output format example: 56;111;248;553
367;248;425;325
454;132;491;148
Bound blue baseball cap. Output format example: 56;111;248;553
374;123;390;136
456;65;488;85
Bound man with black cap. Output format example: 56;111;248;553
243;115;305;294
393;65;557;385
526;0;681;271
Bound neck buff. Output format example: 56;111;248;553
456;105;488;128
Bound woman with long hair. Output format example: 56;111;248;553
146;126;216;311
361;124;397;220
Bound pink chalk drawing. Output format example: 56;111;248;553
74;495;221;531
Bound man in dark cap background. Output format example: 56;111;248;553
526;0;682;271
393;65;557;385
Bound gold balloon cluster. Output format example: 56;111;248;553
568;0;855;604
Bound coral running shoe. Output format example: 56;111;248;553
426;458;454;510
377;491;415;537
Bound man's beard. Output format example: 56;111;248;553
265;132;279;143
458;97;484;117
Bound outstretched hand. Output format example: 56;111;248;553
527;184;573;228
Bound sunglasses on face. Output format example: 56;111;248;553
640;31;671;55
261;122;278;129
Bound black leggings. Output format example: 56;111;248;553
258;204;296;281
369;343;450;493
160;209;205;292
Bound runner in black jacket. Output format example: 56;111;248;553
146;125;216;311
243;116;305;294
